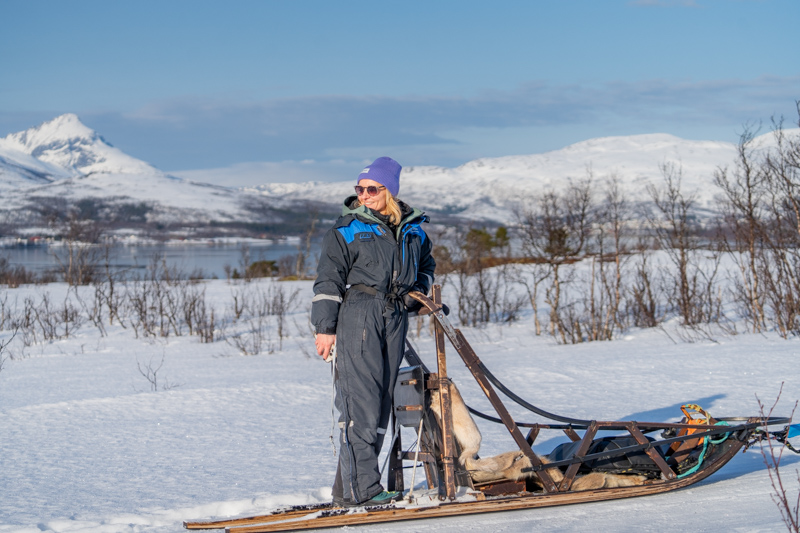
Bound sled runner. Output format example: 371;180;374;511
184;287;796;532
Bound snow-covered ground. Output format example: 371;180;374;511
1;279;798;533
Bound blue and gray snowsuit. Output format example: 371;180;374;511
312;196;435;504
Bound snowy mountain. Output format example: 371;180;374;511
0;113;158;177
0;115;287;235
252;132;789;224
2;114;795;235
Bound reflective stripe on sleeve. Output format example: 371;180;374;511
313;294;343;303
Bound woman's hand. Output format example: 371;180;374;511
315;333;336;361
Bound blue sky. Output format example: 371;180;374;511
1;0;798;184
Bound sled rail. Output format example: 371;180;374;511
465;407;790;432
184;432;754;532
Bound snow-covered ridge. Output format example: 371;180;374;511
2;114;798;230
0;113;159;176
249;129;799;224
0;115;263;228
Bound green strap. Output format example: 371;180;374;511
676;421;730;479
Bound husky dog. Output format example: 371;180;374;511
430;383;647;491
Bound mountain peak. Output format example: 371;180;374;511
39;113;96;136
4;114;99;151
1;113;158;176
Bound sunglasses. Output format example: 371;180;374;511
354;185;386;197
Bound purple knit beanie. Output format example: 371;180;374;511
357;157;401;197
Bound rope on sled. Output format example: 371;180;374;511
676;421;731;479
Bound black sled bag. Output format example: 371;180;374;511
547;436;665;477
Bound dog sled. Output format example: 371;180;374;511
185;287;797;532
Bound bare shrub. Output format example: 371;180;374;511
756;384;799;533
223;280;300;354
0;328;16;374
2;291;85;347
291;212;319;280
236;244;252;282
95;244;128;327
11;296;38;347
517;178;593;342
514;261;549;336
34;292;84;341
0;292;11;330
441;226;524;327
137;352;181;392
126;254;212;340
0;257;53;287
180;281;207;337
230;286;250;320
48;210;105;286
715;125;770;333
626;241;669;328
196;303;216;344
276;255;296;279
647;162;723;326
226;313;272;355
579;174;632;341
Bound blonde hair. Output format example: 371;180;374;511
355;190;402;226
384;194;402;226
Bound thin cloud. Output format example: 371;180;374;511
24;75;798;171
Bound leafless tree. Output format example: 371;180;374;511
759;108;800;337
517;178;593;342
515;261;549;336
0;292;11;331
441;226;523;327
585;174;631;340
95;243;127;327
647;162;722;326
295;209;319;279
715;125;769;332
237;244;252;282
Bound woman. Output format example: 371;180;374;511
312;156;435;507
